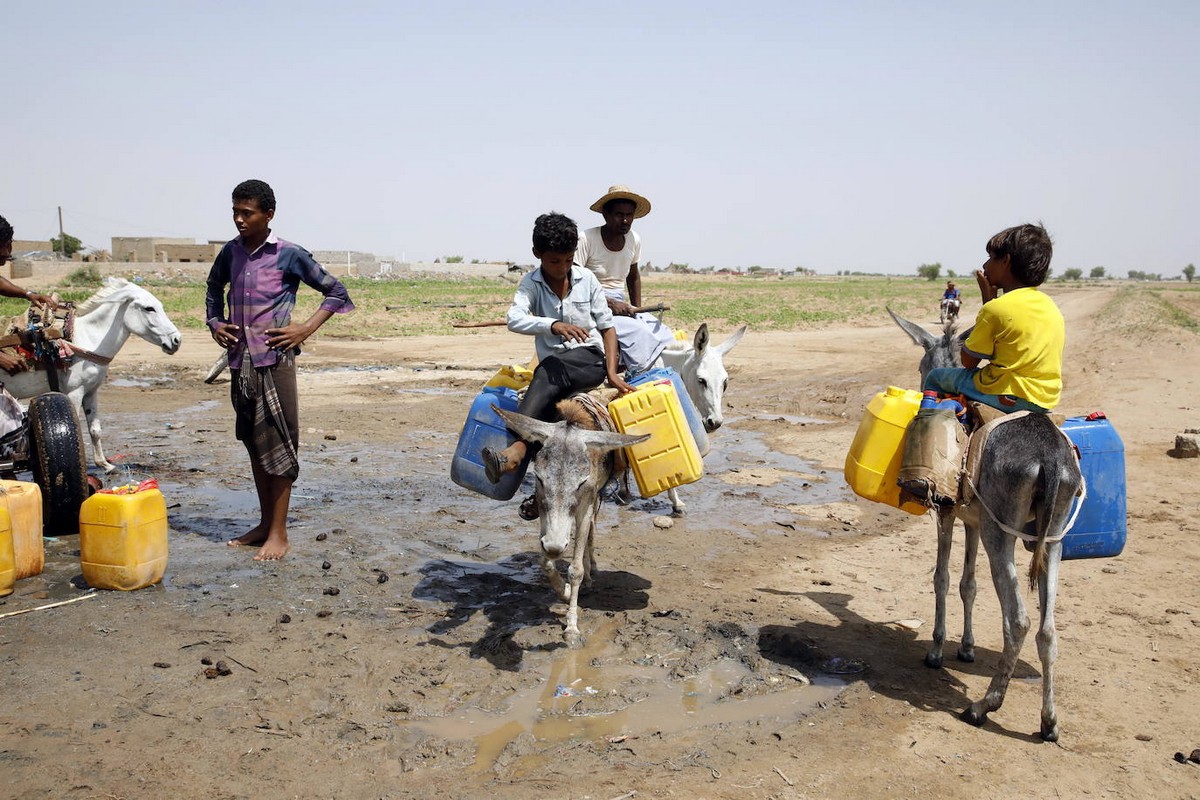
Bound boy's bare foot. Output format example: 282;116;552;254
253;533;290;561
228;525;268;547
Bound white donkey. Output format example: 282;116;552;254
496;398;648;647
5;277;182;471
653;322;746;514
890;310;1082;740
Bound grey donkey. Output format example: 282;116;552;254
889;309;1082;741
495;398;648;647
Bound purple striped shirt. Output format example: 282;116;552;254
205;233;354;368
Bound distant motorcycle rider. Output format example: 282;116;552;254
941;280;961;322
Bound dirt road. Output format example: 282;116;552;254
2;285;1198;799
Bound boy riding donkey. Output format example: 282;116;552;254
483;212;634;520
901;223;1066;506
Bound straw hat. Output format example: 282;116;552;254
590;185;651;218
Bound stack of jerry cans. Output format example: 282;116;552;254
1059;415;1127;559
0;480;44;580
451;385;530;500
608;379;703;498
844;386;928;515
628;367;709;456
79;484;169;591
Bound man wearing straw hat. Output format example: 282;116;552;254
575;185;675;376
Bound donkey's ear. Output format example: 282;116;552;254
581;429;651;455
887;307;937;350
693;323;710;355
714;324;746;356
494;407;558;445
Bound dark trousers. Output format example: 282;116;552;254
518;346;607;423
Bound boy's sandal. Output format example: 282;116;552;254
518;494;540;521
482;447;508;484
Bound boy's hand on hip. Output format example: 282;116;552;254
266;322;313;352
210;322;240;348
550;321;590;342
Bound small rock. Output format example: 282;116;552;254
315;532;328;542
152;662;171;669
322;560;332;570
323;586;340;596
332;528;346;536
324;433;337;441
1174;752;1190;764
1135;733;1153;741
215;661;232;676
350;456;358;463
1169;434;1199;459
278;613;291;624
203;668;220;679
377;573;389;584
652;516;674;529
316;610;332;618
1191;748;1200;764
200;657;213;666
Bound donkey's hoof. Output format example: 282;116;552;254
960;706;987;727
565;631;585;650
924;652;944;669
1040;720;1059;742
957;647;976;663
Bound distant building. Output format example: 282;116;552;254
11;239;54;257
111;236;224;263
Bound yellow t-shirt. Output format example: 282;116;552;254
964;287;1065;410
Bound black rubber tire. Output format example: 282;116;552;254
28;392;88;534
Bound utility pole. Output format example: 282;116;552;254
57;206;65;257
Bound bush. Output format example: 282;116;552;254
63;264;103;287
916;263;942;281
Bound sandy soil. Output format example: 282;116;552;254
2;285;1199;800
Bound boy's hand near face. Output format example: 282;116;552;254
976;268;998;303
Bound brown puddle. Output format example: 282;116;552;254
401;620;844;769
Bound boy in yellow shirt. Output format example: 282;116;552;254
923;223;1064;413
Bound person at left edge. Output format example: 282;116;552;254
205;179;354;561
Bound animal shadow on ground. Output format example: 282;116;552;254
757;591;1045;743
413;553;651;671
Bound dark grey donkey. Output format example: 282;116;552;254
889;309;1082;741
495;399;648;647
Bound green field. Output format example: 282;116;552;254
4;274;1197;340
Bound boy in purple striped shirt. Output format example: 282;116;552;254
205;179;354;560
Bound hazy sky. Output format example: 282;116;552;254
4;1;1196;275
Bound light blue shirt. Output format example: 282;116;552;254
507;266;614;363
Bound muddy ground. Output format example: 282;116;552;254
2;285;1199;799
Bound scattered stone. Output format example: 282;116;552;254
386;702;410;713
652;516;674;529
322;560;332;570
278;613;291;624
1135;733;1153;741
200;657;213;666
323;587;340;596
332;528;346;536
1169;434;1199;459
316;610;332;618
152;662;171;669
315;532;328;542
324;433;338;441
377;573;389;584
1174;752;1190;764
215;661;232;676
1191;748;1200;764
350;456;358;463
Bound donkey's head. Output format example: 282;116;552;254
495;406;648;558
887;308;972;384
75;277;182;355
661;323;746;433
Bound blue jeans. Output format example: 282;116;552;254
923;367;1049;414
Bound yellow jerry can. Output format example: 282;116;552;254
0;480;44;580
79;486;169;591
845;386;928;515
608;381;703;498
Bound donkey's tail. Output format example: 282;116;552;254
1028;458;1085;590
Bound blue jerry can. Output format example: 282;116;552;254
1060;415;1127;560
450;387;530;500
628;367;710;456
